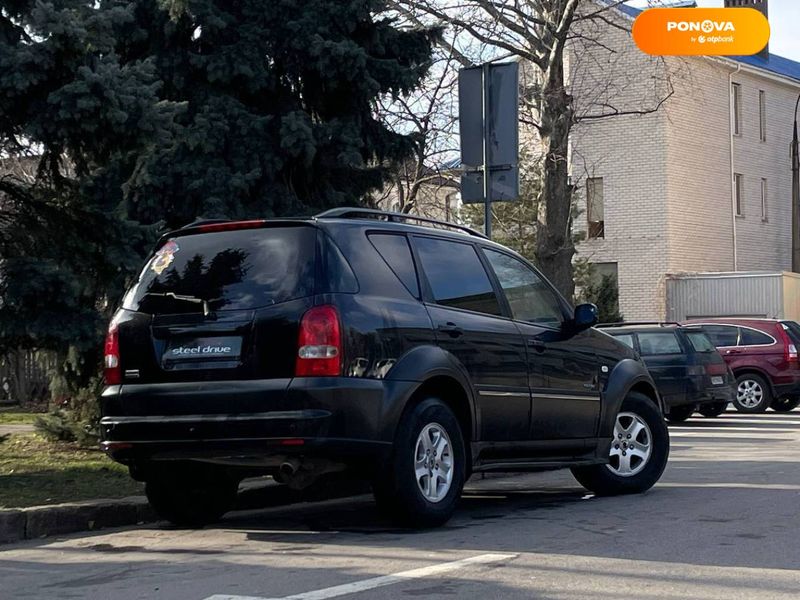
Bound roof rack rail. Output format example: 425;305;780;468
315;207;488;239
597;321;681;328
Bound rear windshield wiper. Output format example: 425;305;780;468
143;292;214;317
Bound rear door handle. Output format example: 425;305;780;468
438;323;464;338
528;339;546;353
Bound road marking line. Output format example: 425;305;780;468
204;552;517;600
658;482;800;490
671;427;797;433
684;419;800;425
669;431;793;438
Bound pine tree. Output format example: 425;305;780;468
1;1;438;390
120;0;440;227
0;0;178;386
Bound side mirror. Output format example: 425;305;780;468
573;303;599;332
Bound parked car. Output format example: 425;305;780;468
598;323;735;422
683;318;800;413
99;208;669;528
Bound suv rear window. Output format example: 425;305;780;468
123;227;317;313
686;331;717;353
781;321;800;345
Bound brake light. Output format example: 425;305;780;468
104;320;121;385
779;328;799;364
788;343;798;363
295;305;341;377
196;220;266;233
704;363;728;376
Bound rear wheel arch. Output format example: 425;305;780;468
732;368;775;395
405;375;474;447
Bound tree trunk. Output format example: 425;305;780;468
535;55;576;302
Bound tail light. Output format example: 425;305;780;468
295;305;341;377
778;328;798;364
785;344;798;362
104;320;121;385
704;363;728;376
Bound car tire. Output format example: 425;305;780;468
145;466;238;527
665;404;695;423
571;392;669;496
733;373;771;413
698;402;728;418
373;397;466;528
771;396;800;413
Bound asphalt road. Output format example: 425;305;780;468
3;410;800;600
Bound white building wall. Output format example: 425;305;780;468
663;56;735;275
569;7;672;320
569;6;800;320
729;68;796;272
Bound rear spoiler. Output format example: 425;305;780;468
155;218;315;249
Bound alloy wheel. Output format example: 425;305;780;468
414;422;454;503
606;411;653;477
737;379;764;409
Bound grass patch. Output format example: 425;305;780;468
0;433;142;508
0;411;39;425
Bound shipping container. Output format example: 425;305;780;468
665;272;800;322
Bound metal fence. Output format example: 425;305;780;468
0;350;57;405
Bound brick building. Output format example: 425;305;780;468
570;0;800;319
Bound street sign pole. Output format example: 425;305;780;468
459;61;519;232
482;63;492;239
793;93;800;273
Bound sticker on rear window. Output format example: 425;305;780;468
151;240;179;274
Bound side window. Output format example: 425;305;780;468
368;233;419;298
586;177;605;239
637;332;682;356
685;331;717;353
483;249;564;327
739;327;774;346
702;325;740;348
415;237;501;316
613;334;636;349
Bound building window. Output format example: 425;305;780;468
761;178;768;221
734;173;744;216
759;90;766;142
586;177;604;239
731;83;742;136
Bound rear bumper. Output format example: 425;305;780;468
693;385;735;405
667;376;735;409
99;377;412;466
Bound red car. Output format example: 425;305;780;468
683;319;800;413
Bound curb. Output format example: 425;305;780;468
0;473;524;545
0;496;156;545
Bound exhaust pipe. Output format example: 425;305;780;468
274;459;301;483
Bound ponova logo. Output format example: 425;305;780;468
633;7;770;56
666;20;736;33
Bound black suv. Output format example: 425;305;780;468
100;208;669;527
598;323;735;422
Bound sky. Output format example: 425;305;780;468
626;0;800;61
